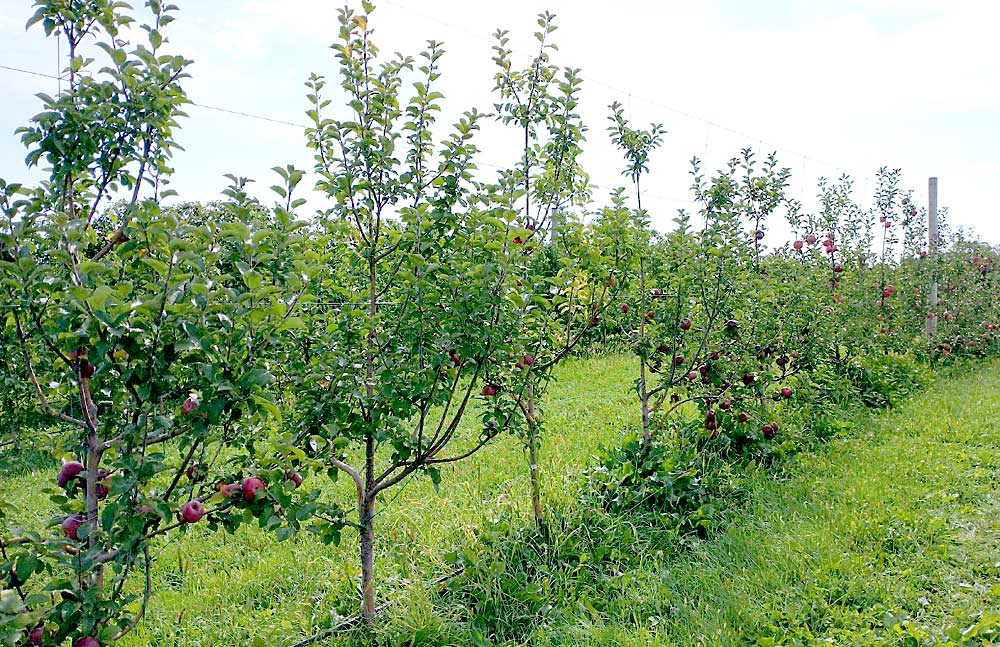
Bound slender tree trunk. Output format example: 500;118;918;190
358;494;376;621
638;257;651;443
525;385;544;530
361;250;379;622
86;429;103;589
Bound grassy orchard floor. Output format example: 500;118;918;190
2;355;1000;645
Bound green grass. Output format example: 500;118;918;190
3;355;1000;646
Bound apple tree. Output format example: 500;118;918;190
292;3;524;622
0;3;325;645
490;12;620;531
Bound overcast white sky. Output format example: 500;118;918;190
1;0;997;243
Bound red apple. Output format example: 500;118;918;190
738;412;749;423
181;500;205;524
481;384;499;397
719;399;732;410
780;387;793;398
806;234;817;245
522;354;534;366
833;264;843;273
793;240;803;250
762;424;776;440
679;318;692;331
182;397;199;414
620;303;629;313
241;476;266;502
221;483;242;499
74;637;100;647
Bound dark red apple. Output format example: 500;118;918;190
57;461;84;488
780;386;793;398
481;384;499;397
74;637;100;647
27;623;44;645
742;372;755;385
738;412;749;423
284;470;303;488
61;514;84;541
620;303;629;313
720;399;732;410
679;318;692;331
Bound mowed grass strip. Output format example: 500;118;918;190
4;357;1000;646
561;361;1000;647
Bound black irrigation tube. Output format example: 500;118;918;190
285;567;465;647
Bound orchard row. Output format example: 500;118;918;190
1;2;998;646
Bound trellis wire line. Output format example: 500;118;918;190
378;0;856;176
0;61;872;214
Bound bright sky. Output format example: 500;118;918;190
1;0;997;243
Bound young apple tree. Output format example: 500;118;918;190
293;3;523;622
490;12;619;531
